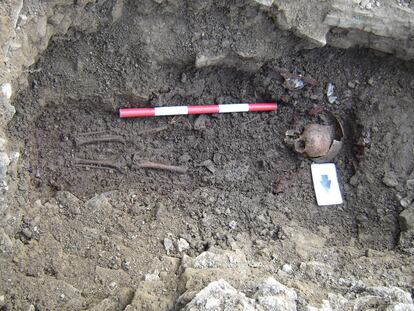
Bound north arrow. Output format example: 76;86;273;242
320;174;331;192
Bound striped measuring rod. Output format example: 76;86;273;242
119;102;277;118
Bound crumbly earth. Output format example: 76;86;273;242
1;0;413;310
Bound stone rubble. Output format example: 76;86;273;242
399;207;414;255
177;238;190;252
178;249;414;311
255;0;414;59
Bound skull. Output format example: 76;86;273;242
285;118;344;162
294;124;335;158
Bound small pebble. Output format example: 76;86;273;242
194;115;210;131
201;159;216;174
229;220;237;230
400;194;414;208
25;304;35;311
282;264;293;274
181;73;187;83
108;281;117;290
347;81;356;89
1;83;12;99
349;174;359;186
121;259;130;271
163;238;173;255
326;83;337;104
382;172;398;188
177;238;190;252
179;154;192;163
144;271;160;282
406;179;414;190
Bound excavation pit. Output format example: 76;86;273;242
2;1;414;310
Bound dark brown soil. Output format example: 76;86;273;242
10;42;414;248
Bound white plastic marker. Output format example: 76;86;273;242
311;163;343;206
119;102;277;118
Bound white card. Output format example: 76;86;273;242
311;163;343;206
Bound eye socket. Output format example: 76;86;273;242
294;140;306;153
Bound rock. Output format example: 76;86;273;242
383;171;399;188
399;208;414;232
0;152;10;177
177;238;190;252
326;83;337;104
271;1;330;46
163;238;173;255
347;81;356;89
85;193;112;210
190;248;247;270
372;287;411;303
300;261;333;282
145;271;160;282
182;277;298;311
270;0;414;59
55;191;82;216
200;160;216;174
282;264;293;274
0;138;7;152
0;83;12;99
0;97;16;125
307;285;414;310
399;230;414;255
306;300;333;311
325;0;414;59
400;194;414;208
9;151;19;164
349;174;359;186
24;304;35;311
253;277;297;311
178;154;192;163
229;220;237;230
121;259;130;271
254;0;274;6
366;286;414;306
367;77;375;86
111;0;124;23
182;279;257;311
180;248;252;296
195;54;226;68
0;228;13;254
194;115;210;131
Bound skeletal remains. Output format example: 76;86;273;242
285;115;344;162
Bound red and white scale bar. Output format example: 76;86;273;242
119;102;277;118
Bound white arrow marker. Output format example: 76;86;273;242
311;163;343;206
